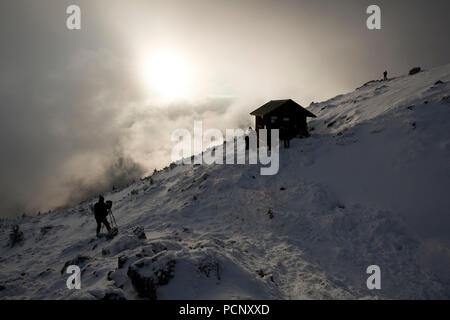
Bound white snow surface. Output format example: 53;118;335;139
1;64;450;300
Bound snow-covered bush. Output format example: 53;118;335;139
197;257;221;280
133;226;147;240
8;225;24;247
267;208;274;219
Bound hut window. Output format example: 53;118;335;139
283;117;290;121
271;116;278;123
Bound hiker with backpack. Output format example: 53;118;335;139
383;70;388;81
94;195;112;237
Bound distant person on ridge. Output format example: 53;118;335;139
94;195;112;237
245;127;254;150
383;70;388;81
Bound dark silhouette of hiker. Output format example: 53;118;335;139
383;70;388;81
280;126;290;148
94;195;112;236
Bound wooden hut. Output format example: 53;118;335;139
250;99;317;145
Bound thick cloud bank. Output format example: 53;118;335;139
0;48;251;217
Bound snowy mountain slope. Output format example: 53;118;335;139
0;64;449;300
306;65;450;246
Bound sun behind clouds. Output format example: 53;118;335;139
140;49;194;102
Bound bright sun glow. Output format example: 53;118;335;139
141;50;193;101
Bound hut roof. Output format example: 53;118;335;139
250;99;317;118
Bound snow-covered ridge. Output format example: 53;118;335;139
1;64;449;299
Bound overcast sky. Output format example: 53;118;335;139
0;0;449;217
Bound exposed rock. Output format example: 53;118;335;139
60;255;91;274
327;120;337;128
409;67;421;75
127;253;176;299
118;255;128;269
141;244;166;257
40;226;53;236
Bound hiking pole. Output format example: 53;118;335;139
112;212;118;228
108;209;118;228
